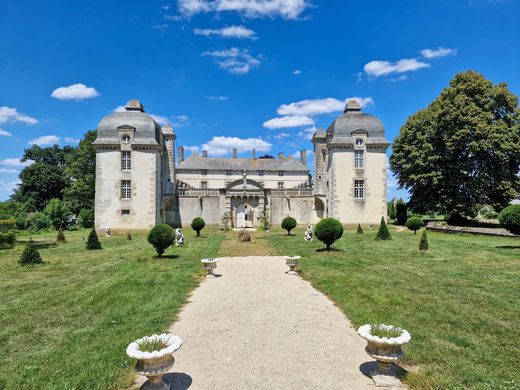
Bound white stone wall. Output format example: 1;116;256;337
95;148;160;230
269;197;315;225
178;196;222;226
176;170;308;189
327;147;387;224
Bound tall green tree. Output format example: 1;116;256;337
390;71;520;218
12;145;74;211
64;130;97;214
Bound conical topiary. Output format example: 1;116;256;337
356;223;364;234
127;232;132;240
86;228;102;250
375;217;392;240
19;240;43;265
57;227;66;243
419;229;429;251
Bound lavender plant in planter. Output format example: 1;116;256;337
357;324;411;385
126;333;182;390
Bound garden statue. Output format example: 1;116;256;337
304;225;313;241
175;228;185;246
105;225;111;237
368;220;373;230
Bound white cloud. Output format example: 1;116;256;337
0;129;12;136
149;114;171;126
0;179;20;194
51;83;100;101
206;95;229;100
202;47;261;74
298;126;317;140
263;115;314;129
0;158;30;167
28;135;60;146
175;115;189;122
364;58;430;78
64;137;80;144
113;105;126;113
0;167;18;173
277;97;374;117
291;149;313;159
184;145;200;154
0;106;38;125
293;69;302;75
420;47;457;59
178;0;311;19
202;136;271;156
194;25;256;39
274;132;290;139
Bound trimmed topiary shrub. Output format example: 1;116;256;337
419;230;429;251
281;216;297;235
191;217;206;237
19;240;43;265
86;228;102;250
0;231;16;249
396;199;407;225
147;224;175;257
356;223;364;234
127;232;132;240
406;216;424;234
56;227;66;243
498;204;520;234
375;217;392;240
446;213;470;226
315;218;344;250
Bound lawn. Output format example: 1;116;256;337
0;228;223;390
267;226;520;389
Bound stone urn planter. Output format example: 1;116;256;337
201;258;220;278
284;256;301;275
126;333;182;390
358;324;411;385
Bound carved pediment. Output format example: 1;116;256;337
226;179;264;191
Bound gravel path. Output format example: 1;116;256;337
135;256;380;389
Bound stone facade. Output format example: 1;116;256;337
93;99;389;230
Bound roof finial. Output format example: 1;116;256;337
344;99;362;113
125;99;145;112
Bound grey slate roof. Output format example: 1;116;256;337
93;100;162;146
177;155;308;172
326;100;389;145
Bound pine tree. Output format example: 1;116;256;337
56;227;66;243
356;223;364;234
419;230;429;251
19;240;43;265
86;228;102;250
375;217;392;240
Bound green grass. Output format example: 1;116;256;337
266;226;520;390
0;228;223;390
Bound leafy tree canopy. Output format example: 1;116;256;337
390;71;520;217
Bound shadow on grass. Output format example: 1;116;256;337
495;245;520;249
17;240;58;249
155;254;180;260
316;247;344;253
163;372;192;389
359;361;408;381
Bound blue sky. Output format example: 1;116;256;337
1;0;519;201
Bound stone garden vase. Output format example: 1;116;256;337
201;258;220;278
357;324;411;376
126;333;182;390
284;256;301;275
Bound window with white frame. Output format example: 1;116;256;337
354;150;364;168
201;181;208;189
121;209;130;216
121;180;131;199
121;151;131;170
354;179;364;199
277;182;284;189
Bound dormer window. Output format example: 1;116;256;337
121;134;131;144
355;138;364;147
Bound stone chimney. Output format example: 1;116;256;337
202;150;208;158
278;152;284;160
300;150;307;166
177;146;184;162
232;148;238;159
252;149;256;160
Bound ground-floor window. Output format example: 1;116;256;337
121;209;130;215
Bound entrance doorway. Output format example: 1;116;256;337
236;203;253;228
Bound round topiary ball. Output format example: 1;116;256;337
498;204;520;234
405;216;424;234
147;224;175;257
281;216;297;235
315;218;344;250
191;217;206;237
